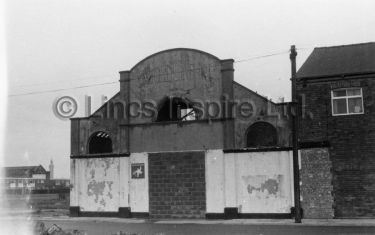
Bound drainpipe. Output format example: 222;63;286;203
290;45;302;223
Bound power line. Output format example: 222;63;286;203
9;81;117;97
8;47;313;97
11;74;116;88
234;47;310;63
235;50;290;63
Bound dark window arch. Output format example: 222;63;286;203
88;131;113;154
246;122;277;147
156;97;198;122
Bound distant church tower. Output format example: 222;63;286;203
49;159;54;179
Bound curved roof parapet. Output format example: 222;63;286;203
129;48;221;72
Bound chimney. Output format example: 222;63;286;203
49;159;54;179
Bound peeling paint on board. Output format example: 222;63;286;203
89;169;95;179
87;181;106;203
242;175;282;199
206;151;293;214
77;158;120;212
87;181;115;205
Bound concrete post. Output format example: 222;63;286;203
119;70;131;153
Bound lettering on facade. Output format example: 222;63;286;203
131;163;145;179
135;61;218;85
330;80;361;89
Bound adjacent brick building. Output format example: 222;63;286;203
297;42;375;218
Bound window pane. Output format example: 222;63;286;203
348;97;363;113
333;90;347;97
347;88;361;96
333;98;347;114
181;108;196;121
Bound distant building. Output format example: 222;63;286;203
1;162;69;193
4;165;49;179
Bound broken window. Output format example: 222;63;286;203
156;97;198;122
246;122;277;147
88;131;113;154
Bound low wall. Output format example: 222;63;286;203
69;147;334;219
2;193;69;210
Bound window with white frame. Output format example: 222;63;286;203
331;88;364;115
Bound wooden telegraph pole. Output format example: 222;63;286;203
290;45;302;223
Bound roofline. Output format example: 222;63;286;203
314;41;375;50
128;48;221;72
2;166;42;169
297;71;375;81
88;92;120;118
233;81;276;105
70;92;120;121
297;41;375;79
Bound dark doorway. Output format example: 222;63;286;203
88;131;113;154
246;122;277;147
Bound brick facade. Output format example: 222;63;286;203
298;78;375;217
300;148;334;218
148;151;206;218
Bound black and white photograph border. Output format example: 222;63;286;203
1;0;375;234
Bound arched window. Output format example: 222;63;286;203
246;122;277;147
88;131;113;154
156;97;198;122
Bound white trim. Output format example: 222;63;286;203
331;88;364;116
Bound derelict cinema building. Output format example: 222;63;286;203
69;48;331;219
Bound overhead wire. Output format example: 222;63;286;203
8;47;312;97
9;81;117;97
235;50;290;63
12;73;116;88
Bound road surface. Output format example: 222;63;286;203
34;219;375;235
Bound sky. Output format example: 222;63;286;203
2;0;375;178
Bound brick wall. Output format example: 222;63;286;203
300;148;334;218
148;151;206;219
297;78;375;217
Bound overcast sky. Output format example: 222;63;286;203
3;0;375;178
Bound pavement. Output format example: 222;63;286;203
15;217;375;235
2;212;375;235
2;209;375;227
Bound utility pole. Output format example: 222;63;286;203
290;45;302;223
